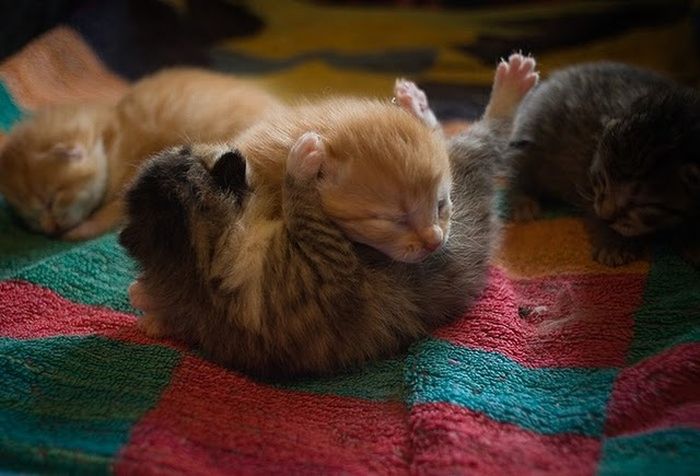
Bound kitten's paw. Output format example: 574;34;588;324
288;132;325;181
393;78;439;129
487;53;539;120
592;243;641;267
139;313;166;338
62;221;103;241
511;195;541;222
128;280;152;312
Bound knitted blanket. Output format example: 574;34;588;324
1;2;699;474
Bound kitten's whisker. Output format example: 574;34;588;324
575;183;593;203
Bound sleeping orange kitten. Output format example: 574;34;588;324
236;86;451;262
0;68;281;239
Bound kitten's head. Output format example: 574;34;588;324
590;89;700;237
0;104;111;235
318;102;451;263
119;144;249;270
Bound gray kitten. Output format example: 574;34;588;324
119;55;538;378
508;62;700;266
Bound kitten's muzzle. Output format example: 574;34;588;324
418;225;444;253
422;239;442;253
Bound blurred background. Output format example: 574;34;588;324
0;0;698;129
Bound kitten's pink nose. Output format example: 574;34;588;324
419;226;443;252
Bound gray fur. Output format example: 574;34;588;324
508;62;699;266
509;62;670;205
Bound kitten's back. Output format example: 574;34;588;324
109;68;283;198
510;62;671;203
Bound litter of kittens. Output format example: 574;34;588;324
0;1;698;475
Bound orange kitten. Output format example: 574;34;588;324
237;91;451;263
0;68;281;239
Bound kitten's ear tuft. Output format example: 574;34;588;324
681;163;700;191
211;149;248;200
52;143;85;162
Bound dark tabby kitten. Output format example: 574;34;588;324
508;62;700;266
119;55;538;378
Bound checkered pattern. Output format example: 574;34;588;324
1;3;699;473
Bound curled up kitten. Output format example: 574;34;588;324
508;62;700;266
0;68;281;240
119;54;539;378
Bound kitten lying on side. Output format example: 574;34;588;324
0;68;281;240
508;62;700;266
119;54;539;377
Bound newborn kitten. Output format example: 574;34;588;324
119;54;538;378
0;68;281;239
236;94;451;263
508;62;700;266
0;104;114;234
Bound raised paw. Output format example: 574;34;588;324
511;195;541;222
592;243;642;267
393;78;439;129
287;132;325;181
486;52;539;120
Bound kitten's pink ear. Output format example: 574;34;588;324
51;143;85;162
681;163;700;191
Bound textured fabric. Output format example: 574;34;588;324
0;1;699;474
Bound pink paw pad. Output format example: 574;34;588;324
288;132;325;181
393;78;439;129
494;53;539;100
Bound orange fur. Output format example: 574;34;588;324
0;68;281;239
236;97;452;262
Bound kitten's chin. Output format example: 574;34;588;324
386;246;437;263
350;235;432;263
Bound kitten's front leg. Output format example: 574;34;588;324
63;198;124;240
283;132;359;279
585;217;644;267
485;53;539;121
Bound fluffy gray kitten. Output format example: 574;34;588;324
119;55;538;378
508;62;700;266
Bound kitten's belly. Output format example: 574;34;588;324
212;219;281;333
